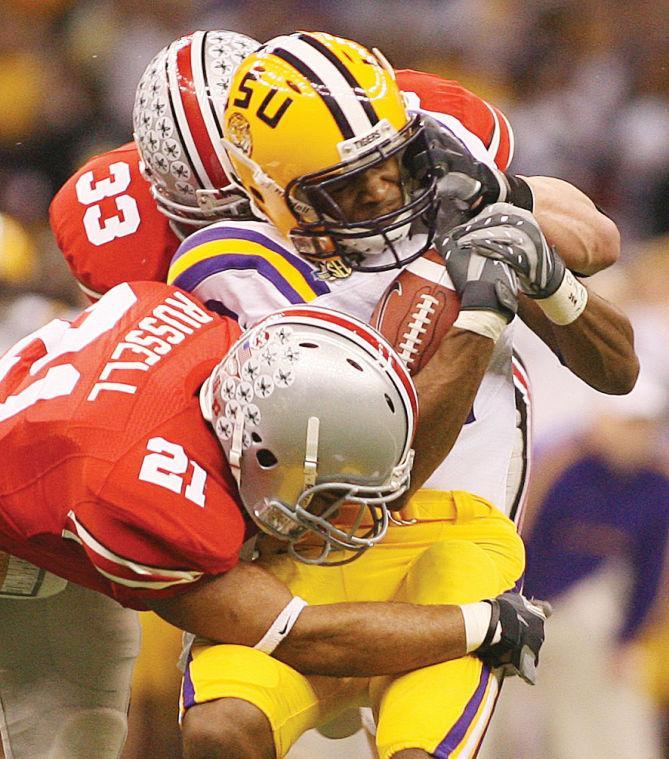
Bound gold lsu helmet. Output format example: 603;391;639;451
222;32;441;271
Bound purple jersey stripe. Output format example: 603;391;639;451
182;652;196;710
172;255;322;304
173;226;325;287
434;664;492;757
204;299;239;321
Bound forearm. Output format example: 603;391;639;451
275;601;466;676
407;327;494;495
148;562;469;677
526;176;620;275
519;292;639;394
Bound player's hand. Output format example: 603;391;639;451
416;116;510;217
436;233;518;325
477;591;552;685
449;203;566;299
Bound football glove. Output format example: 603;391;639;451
477;591;552;685
436;232;518;339
449;203;566;299
415;116;533;218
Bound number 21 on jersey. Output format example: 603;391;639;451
139;437;208;508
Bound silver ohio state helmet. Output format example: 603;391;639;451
133;30;259;229
200;306;418;564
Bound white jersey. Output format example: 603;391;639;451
168;219;519;512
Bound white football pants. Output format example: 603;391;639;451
0;580;140;759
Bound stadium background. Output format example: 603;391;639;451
0;1;668;756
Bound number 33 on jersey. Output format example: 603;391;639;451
74;160;140;246
49;143;181;301
0;282;247;609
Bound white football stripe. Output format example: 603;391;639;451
458;671;500;756
500;108;515;166
406;256;454;287
76;280;103;300
268;35;375;135
484;100;502;164
93;564;202;589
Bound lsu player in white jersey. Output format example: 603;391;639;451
159;32;638;759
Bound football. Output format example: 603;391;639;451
371;248;461;375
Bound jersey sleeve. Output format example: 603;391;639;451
49;142;181;301
167;221;331;328
396;69;514;170
62;420;247;607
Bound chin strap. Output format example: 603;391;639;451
229;415;245;486
303;416;320;490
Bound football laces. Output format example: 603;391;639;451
398;293;438;367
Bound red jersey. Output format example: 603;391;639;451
49;142;181;301
0;282;245;609
396;69;513;170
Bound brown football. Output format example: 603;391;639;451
371;248;461;375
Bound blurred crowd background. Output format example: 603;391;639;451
1;1;668;757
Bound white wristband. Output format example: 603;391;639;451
453;310;508;342
537;269;588;325
254;596;309;654
460;601;499;653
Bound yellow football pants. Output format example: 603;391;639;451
181;490;525;758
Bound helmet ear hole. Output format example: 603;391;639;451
251;431;262;443
256;449;278;468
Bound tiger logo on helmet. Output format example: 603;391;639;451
133;30;260;230
222;32;441;272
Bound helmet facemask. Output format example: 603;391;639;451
140;160;253;236
287;115;440;272
247;427;414;565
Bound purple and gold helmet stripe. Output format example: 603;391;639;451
264;34;380;140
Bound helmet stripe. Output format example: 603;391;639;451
296;33;379;126
174;34;228;189
161;49;203;188
192;31;233;187
267;35;377;138
269;47;354;139
165;39;210;189
198;33;224;139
